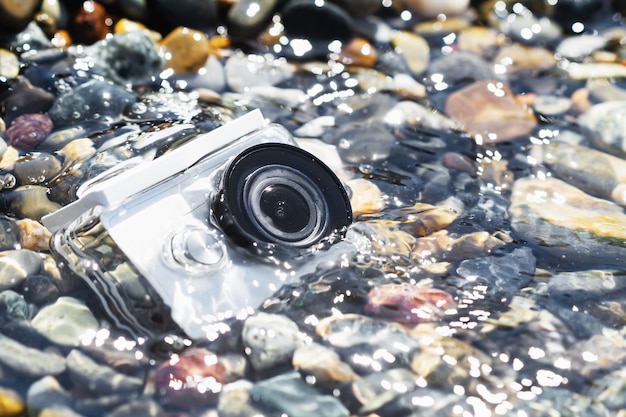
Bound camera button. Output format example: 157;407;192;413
170;228;224;267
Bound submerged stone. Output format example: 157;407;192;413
509;177;626;266
31;296;99;346
445;80;537;143
48;80;135;126
249;372;350;417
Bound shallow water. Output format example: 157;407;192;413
0;0;626;416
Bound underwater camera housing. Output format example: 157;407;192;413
42;110;352;339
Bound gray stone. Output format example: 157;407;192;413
249;372;349;417
0;250;42;292
31;296;99;347
242;313;302;371
0;333;65;377
66;349;144;395
48;80;136;127
26;376;72;417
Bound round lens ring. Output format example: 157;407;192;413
243;165;326;245
214;143;352;249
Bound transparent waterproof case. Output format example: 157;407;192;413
43;110;353;340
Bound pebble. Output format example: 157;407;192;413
0;0;40;31
400;0;470;18
348;178;385;215
153;347;227;407
25;376;72;416
5;113;54;151
0;386;25;417
48;80;136;126
242;312;302;371
1;77;56;126
0;216;20;251
0;49;19;79
70;0;110;45
0;185;61;221
160;27;210;74
66;349;144;395
578;100;626;155
227;0;278;37
556;34;607;61
566;62;626;79
337;37;378;68
364;282;456;325
509;177;626;266
334;121;396;163
248;371;350;417
391;31;430;75
292;342;358;383
0;249;43;292
531;141;626;204
445;80;538;143
426;51;499;88
493;43;557;73
225;53;296;93
75;31;163;84
0;289;32;322
0;333;65;377
31;296;100;346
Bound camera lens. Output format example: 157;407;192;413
214;143;352;249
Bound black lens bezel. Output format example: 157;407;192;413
214;143;352;249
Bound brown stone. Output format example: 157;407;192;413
338;37;378;68
71;1;111;45
445;80;537;143
160;27;211;74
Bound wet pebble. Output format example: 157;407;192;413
334;121;396;163
0;386;24;417
248;371;350;417
154;347;227;408
5;113;53;151
70;0;110;45
578;100;626;155
66;349;144;395
279;0;354;60
74;31;163;84
456;247;536;299
391;31;429;75
0;249;43;292
0;0;40;31
445;80;537;143
350;368;420;414
509;177;626;266
227;0;278;37
0;185;61;221
531;141;626;204
0;333;65;377
494;43;557;73
160;27;210;74
31;296;100;346
48;80;136;126
26;376;72;416
426;51;499;89
1;77;56;126
0;215;20;251
364;282;456;325
0;49;19;79
11;152;62;186
556;34;606;61
20;273;60;305
400;0;470;18
225;54;296;93
242;312;302;371
337;37;378;68
292;342;358;384
0;287;32;319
